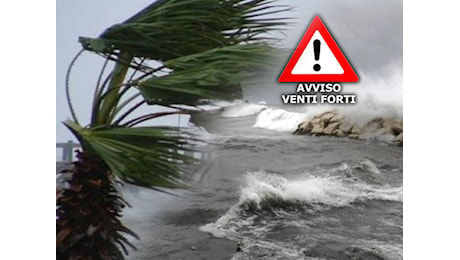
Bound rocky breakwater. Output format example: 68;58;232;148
293;111;403;145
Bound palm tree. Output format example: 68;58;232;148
56;0;288;259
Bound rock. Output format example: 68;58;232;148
350;125;362;135
358;120;383;139
323;122;341;135
311;124;324;135
395;132;403;144
375;126;393;136
334;129;346;137
358;134;369;140
320;112;335;122
295;121;312;134
310;117;322;125
363;120;383;133
311;118;325;130
339;121;353;133
383;119;403;135
330;114;345;123
391;122;403;135
383;118;402;127
294;112;403;143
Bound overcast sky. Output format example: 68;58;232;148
56;0;402;142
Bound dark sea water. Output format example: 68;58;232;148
122;105;403;260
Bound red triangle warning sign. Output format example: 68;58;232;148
278;16;359;83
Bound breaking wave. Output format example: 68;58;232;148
239;170;402;210
200;170;402;259
220;102;267;118
253;108;307;132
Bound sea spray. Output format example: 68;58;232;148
239;171;402;209
200;170;403;234
220;102;267;118
253;109;307;132
200;170;402;260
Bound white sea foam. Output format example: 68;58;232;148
200;170;402;236
354;159;381;174
342;60;403;125
250;59;403;132
253;108;307;132
240;171;402;208
220;102;267;118
302;59;403;127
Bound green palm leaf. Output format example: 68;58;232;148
136;43;277;105
59;0;289;257
65;120;201;189
66;0;288;189
79;0;290;60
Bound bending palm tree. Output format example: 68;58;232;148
56;0;288;259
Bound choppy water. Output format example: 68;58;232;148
121;102;402;260
203;115;402;259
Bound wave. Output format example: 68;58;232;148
253;108;307;132
249;58;402;133
200;170;402;259
220;101;267;118
200;170;402;233
239;171;402;209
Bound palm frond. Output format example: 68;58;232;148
65;0;289;188
65;120;201;189
136;43;276;105
79;0;290;60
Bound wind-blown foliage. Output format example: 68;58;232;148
58;0;288;258
80;0;289;60
138;44;274;105
65;120;199;189
72;0;289;186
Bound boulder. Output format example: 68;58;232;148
358;134;369;140
391;122;403;135
320;112;335;123
295;121;312;134
311;124;324;135
295;112;403;143
363;120;383;133
350;125;362;135
383;119;403;135
310;117;322;125
323;122;341;135
375;126;393;136
330;114;345;123
312;119;325;130
334;129;346;137
395;132;403;144
358;120;384;139
339;121;353;133
383;118;402;128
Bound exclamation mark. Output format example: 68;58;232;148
313;39;321;71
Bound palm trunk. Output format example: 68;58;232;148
57;150;137;260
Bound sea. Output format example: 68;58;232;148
121;101;403;260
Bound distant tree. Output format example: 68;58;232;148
56;0;288;259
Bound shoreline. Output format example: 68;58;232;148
293;110;403;145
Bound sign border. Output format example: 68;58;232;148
278;15;359;83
